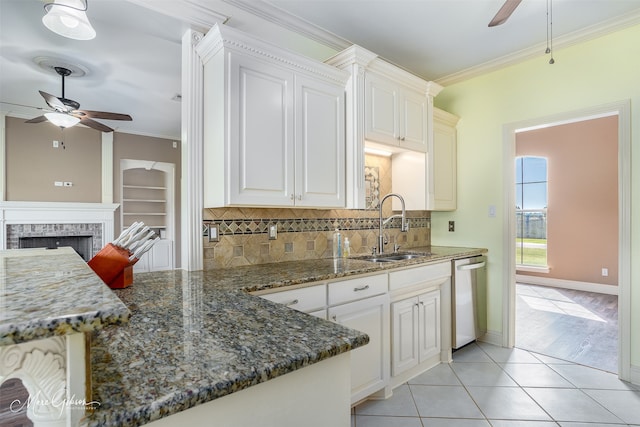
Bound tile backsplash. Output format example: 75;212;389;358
202;154;431;270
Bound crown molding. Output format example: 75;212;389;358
436;9;640;86
224;0;352;51
125;0;229;33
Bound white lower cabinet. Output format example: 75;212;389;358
391;289;441;377
256;283;327;319
329;293;390;404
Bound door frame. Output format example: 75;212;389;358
501;100;631;380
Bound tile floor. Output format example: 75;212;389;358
352;342;640;426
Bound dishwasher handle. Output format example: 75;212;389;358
457;261;486;271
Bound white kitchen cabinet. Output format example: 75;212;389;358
198;24;348;209
256;283;327;319
390;108;459;211
325;45;443;209
329;293;390;404
391;289;441;377
365;72;428;152
432;108;459;210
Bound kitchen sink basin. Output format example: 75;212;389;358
360;253;427;263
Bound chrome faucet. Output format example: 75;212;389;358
377;193;409;254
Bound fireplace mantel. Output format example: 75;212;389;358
0;201;119;251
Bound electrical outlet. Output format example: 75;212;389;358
488;205;496;218
54;181;63;187
602;268;609;277
269;224;278;240
448;221;455;232
172;141;178;148
53;140;59;148
208;224;219;242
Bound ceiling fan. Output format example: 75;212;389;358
488;0;522;27
25;66;132;132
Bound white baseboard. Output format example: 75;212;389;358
479;330;503;347
516;274;618;295
629;364;640;386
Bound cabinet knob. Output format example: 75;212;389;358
400;136;405;141
297;194;302;201
332;315;337;322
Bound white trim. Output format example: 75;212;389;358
516;274;618;296
0;114;5;202
479;330;503;347
101;132;113;204
181;29;204;271
0;201;119;250
503;100;632;383
630;364;640;385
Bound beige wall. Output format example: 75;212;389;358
516;116;618;286
5;116;102;202
113;132;182;265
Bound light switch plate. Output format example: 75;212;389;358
208;224;219;242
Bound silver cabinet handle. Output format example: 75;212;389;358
297;194;302;201
353;285;370;292
332;315;337;321
290;194;295;201
283;299;299;307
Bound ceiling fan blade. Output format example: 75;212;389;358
25;115;49;124
77;110;132;121
39;90;67;111
80;117;114;133
488;0;522;27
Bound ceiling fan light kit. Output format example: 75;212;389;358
45;112;81;128
42;0;96;41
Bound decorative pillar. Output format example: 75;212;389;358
180;29;205;271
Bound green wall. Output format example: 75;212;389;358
432;23;640;369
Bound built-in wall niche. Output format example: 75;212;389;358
120;159;175;272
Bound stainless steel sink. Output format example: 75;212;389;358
360;253;427;263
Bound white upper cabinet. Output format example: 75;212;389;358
432;108;459;211
365;72;428;152
197;24;348;208
325;45;443;209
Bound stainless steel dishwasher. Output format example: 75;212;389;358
452;255;487;349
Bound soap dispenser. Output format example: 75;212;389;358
332;229;342;258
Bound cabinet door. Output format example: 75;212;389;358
364;73;398;146
400;89;427;152
329;293;389;404
150;239;174;271
432;109;458;210
391;297;419;376
228;53;295;206
418;290;441;362
295;75;345;208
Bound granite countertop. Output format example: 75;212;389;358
0;247;130;346
86;245;485;427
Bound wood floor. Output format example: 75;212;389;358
516;283;618;373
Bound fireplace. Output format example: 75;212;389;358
0;202;119;257
19;235;93;261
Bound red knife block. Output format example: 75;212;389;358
88;243;138;289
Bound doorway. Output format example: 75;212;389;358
502;101;632;380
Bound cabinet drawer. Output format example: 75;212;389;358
259;284;327;313
389;262;450;292
328;274;388;306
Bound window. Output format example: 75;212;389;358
515;156;548;268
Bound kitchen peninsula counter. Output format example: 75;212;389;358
86;246;485;427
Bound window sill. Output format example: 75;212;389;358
516;265;550;274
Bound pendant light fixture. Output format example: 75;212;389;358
42;0;96;41
545;0;555;64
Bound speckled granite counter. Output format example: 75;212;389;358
86;246;485;427
0;247;130;346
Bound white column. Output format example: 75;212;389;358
180;29;205;271
101;132;114;204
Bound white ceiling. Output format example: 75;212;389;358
1;0;640;140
